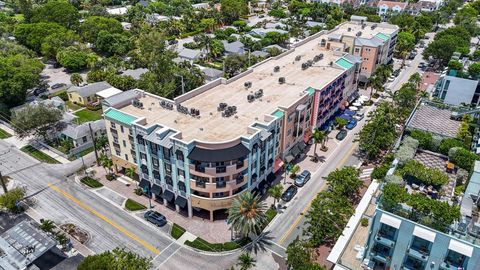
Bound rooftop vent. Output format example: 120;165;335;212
371;24;377;30
356;31;362;37
301;63;309;70
132;99;143;108
279;77;285;84
274;66;280;72
295;55;302;61
347;27;351;32
244;81;252;89
254;89;263;98
218;103;228;111
247;94;255;102
177;104;188;114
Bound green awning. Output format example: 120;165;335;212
104;108;137;126
271;110;284;119
375;33;390;41
306;87;315;96
335;58;354;70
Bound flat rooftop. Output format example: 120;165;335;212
118;21;396;143
333;21;398;40
407;102;461;138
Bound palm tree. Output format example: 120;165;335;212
267;184;283;207
312;128;327;159
409;72;422;90
99;154;113;174
70;73;83;86
95;135;109;154
236;253;256;270
369;75;383;99
227;192;267;236
40;219;55;233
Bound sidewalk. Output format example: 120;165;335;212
0;122;70;164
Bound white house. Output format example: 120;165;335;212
377;1;408;16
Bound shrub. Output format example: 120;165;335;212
410;130;432;150
400;160;449;187
0;188;25;212
403;136;419;149
335;117;348;128
384;174;403;185
360;218;369;227
80;177;103;188
124;199;146;211
105;174;115;181
449;147;479;171
430;135;442;152
184;237;250;252
395;144;416;165
134;188;143;196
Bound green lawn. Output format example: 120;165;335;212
171;223;186;240
184;237;250;252
124;199;147;211
80;176;103;188
74;109;102;123
0;128;12;139
20;145;60;164
265;208;278;225
66;101;83;111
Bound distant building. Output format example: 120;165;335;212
192;2;210;9
222;41;245;55
377;0;408;16
106;6;130;15
68;82;118;106
121;68;149;80
177;48;204;62
121;22;132;30
305;21;326;28
434;70;480;106
248;28;288;37
201;67;223;82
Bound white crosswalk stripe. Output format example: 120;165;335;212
359;167;374;180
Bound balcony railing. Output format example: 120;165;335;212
374;233;396;248
407;248;429;262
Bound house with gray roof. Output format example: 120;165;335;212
60;119;106;154
248;28;288;37
305;21;325;28
67;81;114;106
222;40;245;55
121;68;149;80
201;68;223;82
102;89;141;110
251;50;269;58
178;48;204;62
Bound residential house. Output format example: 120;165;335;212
201;67;223;82
377;0;408;16
222;41;245;55
248;28;288;38
305;21;326;29
251;50;270;58
406;0;438;15
121;22;132;30
177;48;204;62
11;97;66;115
192;2;210;9
434;70;480;106
67;81;115;106
121;68;149;80
106;6;130;15
60;119;106;154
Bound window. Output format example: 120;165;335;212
287;129;291;136
165;176;173;186
162;147;171;158
176;150;184;161
153;170;160;179
140;153;147;161
213;192;228;198
444;80;450;90
164;163;172;175
87;96;91;102
216;166;226;173
113;137;119;143
111;122;116;128
177;168;185;178
79;97;83;102
152;158;159;167
215;177;226;188
123;140;126;147
288;113;294;122
124;154;128;161
115;150;121;156
82;136;87;143
178;181;186;192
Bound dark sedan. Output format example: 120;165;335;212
336;129;348;141
144;210;167;227
281;185;298;202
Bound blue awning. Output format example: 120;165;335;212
344;109;355;116
339;114;353;121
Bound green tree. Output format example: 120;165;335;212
125;167;136;180
0;53;44;107
95;31;131;56
40;30;79;60
334;117;348;128
210;39;225;59
438;138;464;155
31;0;79;27
232;20;248;31
312;128;327;157
227;191;267;236
396;32;415;67
200;18;216;32
468;62;480;78
14;22;67;52
423;27;471;64
223;54;247;78
305;192;353;246
77;248;151;270
448;60;463;70
0;188;25;212
326;167;363;199
269;9;287;19
286;238;325;270
80;16;123;43
70;73;83;86
56;46;88;71
11;103;63;140
267;184;283;206
381;182;408;212
221;0;248;24
39;219;55;233
236;253;256;270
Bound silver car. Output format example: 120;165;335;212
294;170;311;187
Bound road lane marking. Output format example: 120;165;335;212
48;183;160;255
154;245;182;269
277;142;358;245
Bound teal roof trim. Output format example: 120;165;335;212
306;87;315;96
271;110;284;118
335;58;354;70
375;33;390;41
104;108;137;126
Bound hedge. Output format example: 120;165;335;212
400;160;449;187
185;237;250;252
80;177;103;188
124;199;147;211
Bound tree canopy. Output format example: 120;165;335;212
11;103;63;140
77;248;151;270
31;0;79;28
327;167;363;198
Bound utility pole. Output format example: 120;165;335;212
0;171;7;194
88;122;100;166
174;74;185;95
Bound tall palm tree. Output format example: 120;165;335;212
236;253;256;270
267;184;283;207
312;128;327;159
227;192;267;236
409;72;422;90
95;135;109;154
369;75;384;99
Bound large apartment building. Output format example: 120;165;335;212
102;18;398;221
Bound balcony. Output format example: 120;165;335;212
374;233;396;248
407;248;429;262
402;256;426;270
110;128;118;135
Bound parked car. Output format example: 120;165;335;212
408;53;416;60
387;76;395;82
294;170;311;187
51;83;67;89
346;119;357;130
281;185;298;202
354;111;365;121
144;210;167;227
393;69;401;77
336;129;348;140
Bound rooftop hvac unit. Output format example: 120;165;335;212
254;89;263;98
218;103;227;111
295;55;301;61
347;27;351;32
356;31;362;37
274;66;280;72
279;77;285;84
132;99;143;108
301;63;309;70
244;81;252;88
247;94;255;102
